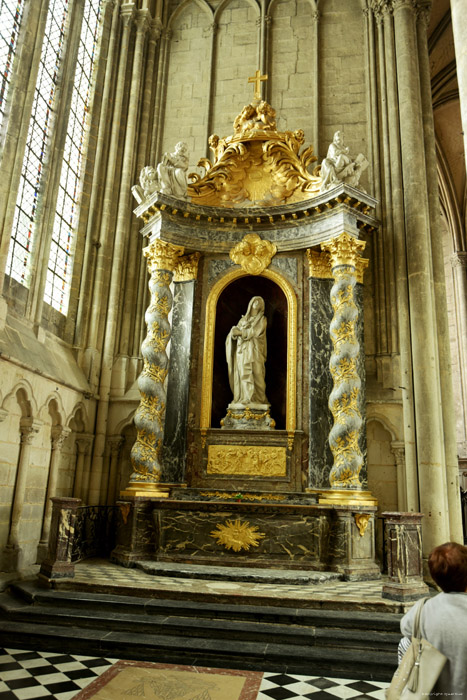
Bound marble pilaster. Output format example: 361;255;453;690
162;253;200;484
382;511;429;600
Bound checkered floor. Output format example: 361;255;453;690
0;649;389;699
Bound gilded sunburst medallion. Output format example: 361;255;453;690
210;519;266;552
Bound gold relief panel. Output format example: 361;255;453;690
306;248;369;283
207;445;287;477
200;267;297;434
174;252;201;282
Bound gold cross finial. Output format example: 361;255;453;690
248;70;268;100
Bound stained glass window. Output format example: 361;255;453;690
6;0;69;286
0;0;24;130
44;0;102;314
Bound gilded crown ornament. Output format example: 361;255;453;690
188;72;321;207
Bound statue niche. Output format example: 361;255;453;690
211;276;287;431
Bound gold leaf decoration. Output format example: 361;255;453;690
210;519;265;552
230;234;277;275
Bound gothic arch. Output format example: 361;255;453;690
365;407;400;443
167;0;213;31
67;402;89;432
2;380;37;417
38;391;66;425
213;0;260;24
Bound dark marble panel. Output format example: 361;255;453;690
270;257;298;284
308;278;334;488
162;281;195;483
208;259;234;286
112;500;156;565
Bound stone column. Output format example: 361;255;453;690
2;419;42;571
37;426;71;562
392;0;450;551
391;441;407;512
107;436;124;505
39;497;82;580
382;511;429;600
73;434;93;501
122;238;184;498
318;233;375;505
450;0;467;177
452;252;467;450
88;7;150;504
162;253;200;484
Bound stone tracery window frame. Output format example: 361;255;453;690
4;0;104;316
0;0;25;133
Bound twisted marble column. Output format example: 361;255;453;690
321;233;366;491
125;239;184;497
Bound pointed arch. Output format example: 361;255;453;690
167;0;213;30
2;380;37;416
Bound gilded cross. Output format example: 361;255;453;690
248;70;268;100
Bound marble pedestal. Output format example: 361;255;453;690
381;512;429;600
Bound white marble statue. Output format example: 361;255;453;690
156;141;189;197
320;131;368;192
226;296;269;409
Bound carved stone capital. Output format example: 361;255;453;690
391;0;417;13
20;419;42;445
264;14;272;25
312;10;320;21
120;3;135;27
173;252;201;282
230;234;277;275
451;251;467;269
108;436;124;457
144;240;185;273
306;249;332;279
321;233;366;270
135;9;151;34
162;28;173;41
150;18;163;41
0;409;8;423
51;426;71;452
416;1;431;26
391;441;405;467
76;434;94;456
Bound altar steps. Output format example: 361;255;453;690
0;581;400;680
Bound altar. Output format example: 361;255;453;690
112;75;380;580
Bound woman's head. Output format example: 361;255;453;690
428;542;467;592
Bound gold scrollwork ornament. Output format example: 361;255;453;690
354;513;371;537
230;234;277;275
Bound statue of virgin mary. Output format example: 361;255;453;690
225;296;269;409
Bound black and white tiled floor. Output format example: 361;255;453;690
0;648;389;700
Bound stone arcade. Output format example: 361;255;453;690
112;89;382;580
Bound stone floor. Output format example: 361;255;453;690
0;648;390;699
54;559;410;613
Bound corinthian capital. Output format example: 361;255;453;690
321;232;366;270
144;239;185;273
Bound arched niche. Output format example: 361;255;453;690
201;267;297;435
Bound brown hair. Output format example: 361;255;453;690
428;542;467;592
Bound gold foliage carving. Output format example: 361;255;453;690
210;519;265;552
174;252;201;282
207;445;286;476
321;232;366;269
355;513;371;537
306;249;332;279
144;240;184;273
143;360;168;385
200;491;286;502
230;234;277;275
188;100;321;207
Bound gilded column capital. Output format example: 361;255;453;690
174;253;201;282
120;3;136;26
230;234;277;275
321;233;366;270
306;249;332;279
51;426;71;452
144;240;184;273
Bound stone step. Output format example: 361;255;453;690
134;561;345;584
0;592;400;651
0;618;398;680
8;581;402;631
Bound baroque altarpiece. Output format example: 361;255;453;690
113;80;381;580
